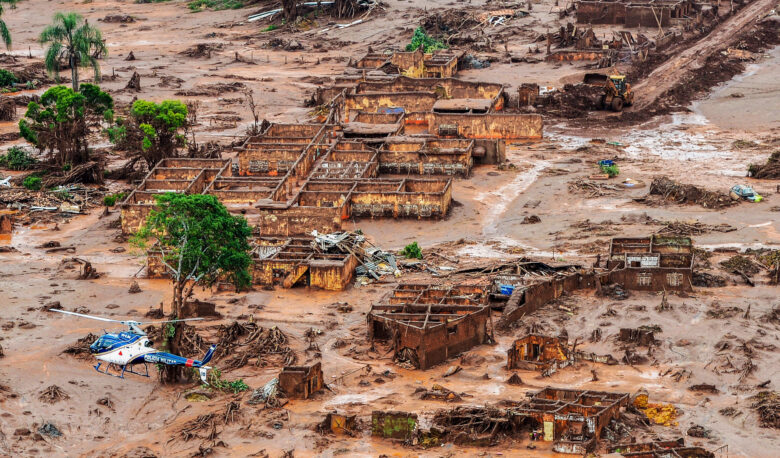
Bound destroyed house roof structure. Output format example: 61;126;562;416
368;283;492;369
251;236;360;290
508;387;630;454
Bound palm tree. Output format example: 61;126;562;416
0;0;17;49
40;12;107;91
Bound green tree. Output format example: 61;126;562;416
134;193;252;382
19;84;113;166
0;0;16;50
110;100;189;168
40;12;107;91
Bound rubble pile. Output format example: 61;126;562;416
648;176;736;209
62;333;99;359
748;151;780;179
212;321;295;370
750;391;780;429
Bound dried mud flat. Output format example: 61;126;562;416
1;0;780;457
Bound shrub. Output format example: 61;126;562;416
599;162;619;177
0;69;17;87
205;368;250;393
406;27;447;53
103;192;127;206
401;241;423;259
0;147;37;170
23;176;42;190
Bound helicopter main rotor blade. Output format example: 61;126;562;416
48;309;124;323
134;318;205;324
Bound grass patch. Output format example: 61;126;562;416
188;0;244;12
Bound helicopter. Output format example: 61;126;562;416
50;309;217;384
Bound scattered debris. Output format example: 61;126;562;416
39;385;69;404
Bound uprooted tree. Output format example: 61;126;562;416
134;193;251;383
19;83;113;167
108;99;189;169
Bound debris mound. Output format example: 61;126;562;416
648;176;735;209
174;82;244;97
38;422;62;437
720;255;761;276
657;220;736;236
100;14;135;23
748;151;780;179
62;333;99;359
506;373;523;385
128;280;142;294
179;43;223;59
692;272;726;287
569;177;620;197
431;406;511;445
0;97;15;121
39;385;69;404
750;391;780;429
213;321;296;369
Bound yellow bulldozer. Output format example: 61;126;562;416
584;73;634;112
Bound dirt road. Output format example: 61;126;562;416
631;0;777;110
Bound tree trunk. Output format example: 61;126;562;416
282;0;299;23
161;280;187;384
70;54;79;92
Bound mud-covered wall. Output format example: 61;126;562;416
406;113;543;139
279;363;323;399
120;204;152;235
258;207;343;237
576;1;673;27
344;92;438;119
500;272;607;326
309;255;359;291
391;307;490;370
609;268;692;292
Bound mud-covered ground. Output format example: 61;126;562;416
1;0;779;456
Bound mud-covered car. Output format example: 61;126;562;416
730;185;762;202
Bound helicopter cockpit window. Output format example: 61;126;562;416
89;336;112;353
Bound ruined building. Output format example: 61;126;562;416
279;363;323;399
367;283;492;370
507;334;571;375
576;0;695;28
607;235;694;291
508;387;630;454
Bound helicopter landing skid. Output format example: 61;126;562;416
94;362;151;379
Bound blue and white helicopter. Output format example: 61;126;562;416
51;309;217;384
